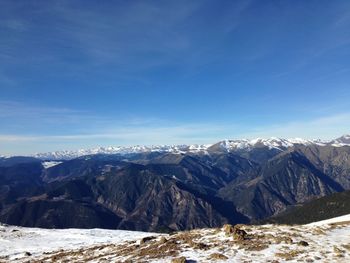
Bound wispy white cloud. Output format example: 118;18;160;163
0;121;237;155
0;123;232;143
0;0;254;77
239;113;350;140
1;106;350;155
0;100;238;153
0;100;117;134
0;100;83;117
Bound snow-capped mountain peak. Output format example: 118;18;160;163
331;134;350;146
19;135;350;160
33;144;212;160
218;137;321;152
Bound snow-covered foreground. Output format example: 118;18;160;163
0;225;162;262
1;215;350;262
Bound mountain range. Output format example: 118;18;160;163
0;134;350;232
27;135;350;160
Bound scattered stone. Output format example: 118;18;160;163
297;241;309;247
171;256;187;263
24;252;32;256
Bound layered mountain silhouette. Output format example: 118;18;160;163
1;136;350;231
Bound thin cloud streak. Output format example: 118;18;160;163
1;113;349;155
0;100;120;134
241;113;350;140
0;123;232;143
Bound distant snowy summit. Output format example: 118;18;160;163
216;135;350;151
33;144;211;160
216;137;323;152
330;134;350;146
29;134;350;160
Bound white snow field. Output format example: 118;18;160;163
0;225;162;262
1;214;350;262
308;213;350;226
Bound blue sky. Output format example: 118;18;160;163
1;0;350;155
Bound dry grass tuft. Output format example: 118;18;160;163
275;250;303;260
208;253;228;260
342;243;350;251
171;256;187;263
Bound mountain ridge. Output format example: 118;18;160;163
1;134;350;231
9;134;350;160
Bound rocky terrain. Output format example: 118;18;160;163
1;214;350;262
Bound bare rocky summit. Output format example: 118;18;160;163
1;215;350;262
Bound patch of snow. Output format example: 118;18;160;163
0;224;161;261
42;161;62;169
307;214;350;226
219;137;318;152
329;134;350;147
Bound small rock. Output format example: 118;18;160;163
223;224;235;235
140;236;156;244
159;236;168;244
233;227;247;241
333;246;345;254
171;256;187;263
191;241;209;250
24;252;32;256
223;224;248;240
297;241;309;246
285;237;293;244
